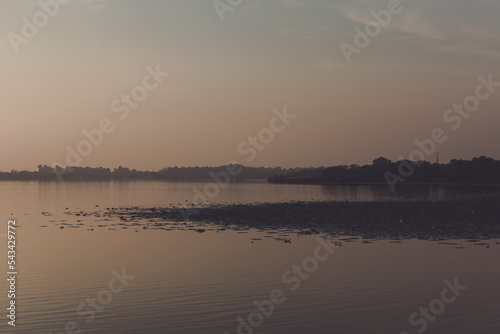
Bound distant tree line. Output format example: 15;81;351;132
0;164;305;181
268;156;500;185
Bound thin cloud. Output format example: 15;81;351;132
334;0;500;61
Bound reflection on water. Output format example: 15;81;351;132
0;181;499;333
320;184;500;201
3;181;499;214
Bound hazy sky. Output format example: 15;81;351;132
1;0;499;171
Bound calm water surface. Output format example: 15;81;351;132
0;181;499;334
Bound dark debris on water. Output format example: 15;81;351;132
58;200;500;241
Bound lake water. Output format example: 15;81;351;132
0;181;499;334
